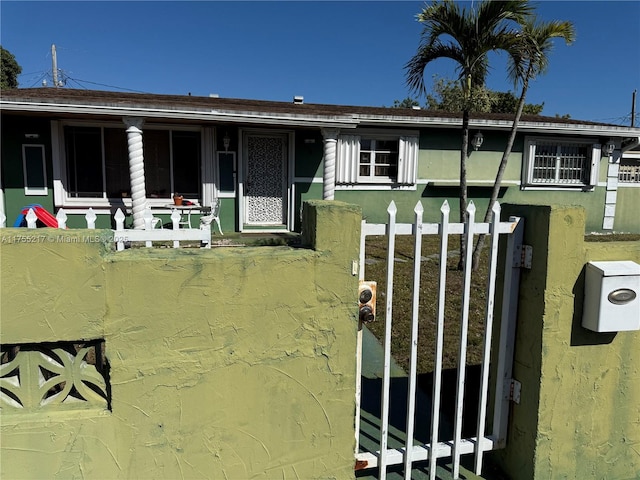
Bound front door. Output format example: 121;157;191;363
242;133;288;229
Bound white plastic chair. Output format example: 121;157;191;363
199;198;223;235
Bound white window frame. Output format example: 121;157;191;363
336;129;418;187
522;136;600;190
358;137;399;183
52;120;204;208
22;144;48;195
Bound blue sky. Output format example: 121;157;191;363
2;1;639;125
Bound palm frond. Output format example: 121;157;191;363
406;0;536;98
405;42;464;94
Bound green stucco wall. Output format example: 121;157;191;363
420;131;524;183
1;116;55;227
0;201;361;479
615;186;640;234
492;204;640;479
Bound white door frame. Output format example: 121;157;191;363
237;128;295;232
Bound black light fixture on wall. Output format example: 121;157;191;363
223;132;231;152
603;139;616;156
471;131;484;151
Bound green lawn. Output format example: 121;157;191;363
362;232;640;375
362;235;493;375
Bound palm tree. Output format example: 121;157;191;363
405;0;533;268
471;18;575;270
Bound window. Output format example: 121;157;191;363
22;144;47;195
359;138;398;181
618;157;640;184
62;125;201;201
523;138;600;188
217;151;236;193
65;126;104;198
337;131;418;185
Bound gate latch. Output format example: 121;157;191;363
513;245;533;269
509;379;522;404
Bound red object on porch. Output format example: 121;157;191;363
17;205;59;228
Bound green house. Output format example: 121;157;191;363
2;88;639;232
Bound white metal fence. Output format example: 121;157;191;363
0;207;211;249
355;200;524;479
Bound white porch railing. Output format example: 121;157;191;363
0;207;211;250
356;200;524;479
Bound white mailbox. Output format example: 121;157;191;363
582;261;640;332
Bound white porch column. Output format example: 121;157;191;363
123;117;147;229
603;147;621;230
321;128;339;200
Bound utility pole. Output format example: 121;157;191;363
632;89;636;127
51;44;59;87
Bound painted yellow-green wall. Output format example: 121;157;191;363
614;186;640;233
492;204;640;479
0;201;361;479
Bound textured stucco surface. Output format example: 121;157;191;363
493;204;640;480
0;201;361;479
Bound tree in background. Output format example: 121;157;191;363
425;76;544;114
471;17;575;269
392;78;545;115
405;0;532;268
392;97;421;108
1;46;22;89
489;90;544;115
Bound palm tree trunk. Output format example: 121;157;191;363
458;108;470;270
471;71;532;270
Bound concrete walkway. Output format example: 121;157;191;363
357;326;494;480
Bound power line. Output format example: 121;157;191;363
63;77;148;94
27;72;49;88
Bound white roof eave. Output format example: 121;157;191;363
3;99;640;137
355;114;640;137
0;101;360;129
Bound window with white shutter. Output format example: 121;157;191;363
337;130;418;185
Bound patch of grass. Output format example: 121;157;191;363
365;231;640;375
363;235;492;375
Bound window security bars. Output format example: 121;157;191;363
0;340;110;412
618;160;640;183
531;142;589;184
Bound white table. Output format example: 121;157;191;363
165;204;204;228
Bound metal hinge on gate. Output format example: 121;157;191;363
513;245;533;269
509;379;522;404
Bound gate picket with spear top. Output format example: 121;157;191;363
355;200;525;479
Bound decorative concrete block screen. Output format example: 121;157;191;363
1;340;109;412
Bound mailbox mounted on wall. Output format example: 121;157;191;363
582;261;640;332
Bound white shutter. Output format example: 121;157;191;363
337;135;360;184
397;136;418;184
525;140;537;184
589;143;601;187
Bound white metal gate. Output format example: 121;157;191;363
355;200;524;479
